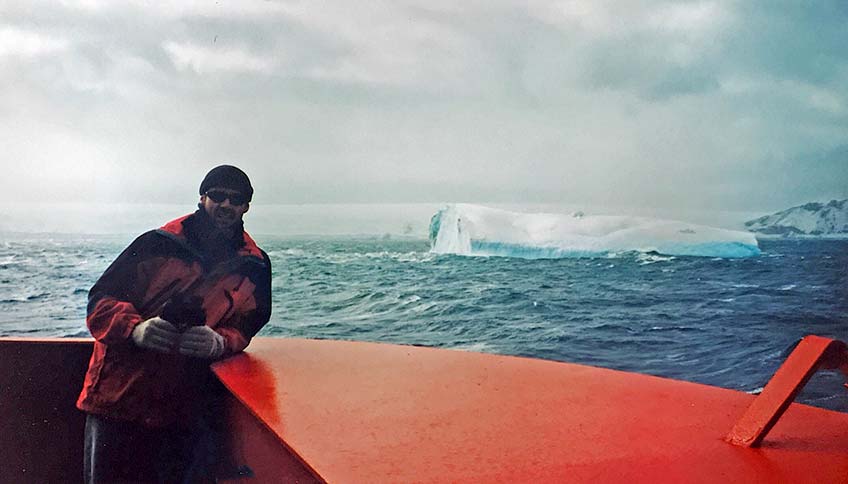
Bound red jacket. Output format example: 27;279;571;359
76;212;272;427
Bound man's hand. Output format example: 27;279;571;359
178;326;226;359
131;317;180;353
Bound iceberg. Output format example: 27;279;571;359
429;204;761;259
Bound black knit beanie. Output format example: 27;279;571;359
199;165;254;202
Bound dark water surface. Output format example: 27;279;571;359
1;235;846;411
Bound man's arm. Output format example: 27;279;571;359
86;233;153;345
214;250;273;356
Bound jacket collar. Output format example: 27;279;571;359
159;212;263;260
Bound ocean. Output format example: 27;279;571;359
1;205;846;412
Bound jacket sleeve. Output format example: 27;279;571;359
86;233;155;345
216;250;272;356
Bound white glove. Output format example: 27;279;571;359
131;317;180;353
178;326;226;359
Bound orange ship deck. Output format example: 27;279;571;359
2;337;846;482
213;338;848;483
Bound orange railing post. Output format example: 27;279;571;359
726;335;848;447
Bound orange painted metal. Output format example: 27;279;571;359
212;338;848;483
2;336;847;483
216;356;323;483
727;335;848;448
0;337;321;483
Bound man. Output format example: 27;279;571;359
77;165;272;483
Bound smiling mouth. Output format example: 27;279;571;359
214;209;236;225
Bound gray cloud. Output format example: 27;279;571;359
0;0;845;213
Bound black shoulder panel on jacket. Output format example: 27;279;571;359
153;229;204;261
240;249;273;339
87;230;200;315
238;251;270;283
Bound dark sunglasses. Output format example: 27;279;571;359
205;190;248;206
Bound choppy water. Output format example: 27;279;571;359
1;234;846;411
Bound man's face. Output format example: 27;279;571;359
200;187;250;230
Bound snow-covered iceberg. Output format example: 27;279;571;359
429;204;760;259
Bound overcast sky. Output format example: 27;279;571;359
1;0;846;212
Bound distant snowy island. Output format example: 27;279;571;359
745;199;848;237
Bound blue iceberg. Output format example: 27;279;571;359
429;204;760;259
